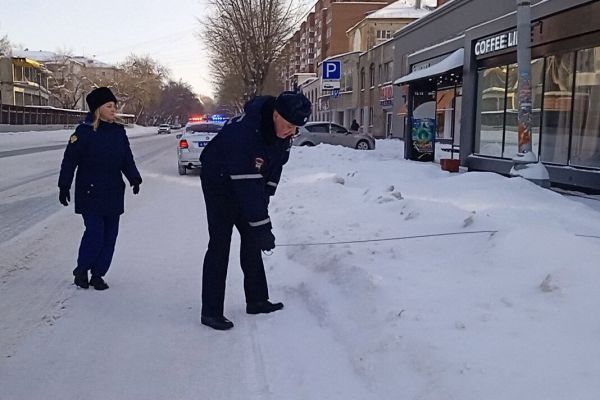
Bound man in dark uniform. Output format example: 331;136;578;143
199;91;311;330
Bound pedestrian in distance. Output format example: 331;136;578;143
350;119;360;132
58;87;142;290
199;90;312;330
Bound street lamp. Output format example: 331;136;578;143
510;0;549;187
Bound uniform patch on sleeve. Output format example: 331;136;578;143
69;134;78;144
254;157;264;172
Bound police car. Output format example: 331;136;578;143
177;116;226;175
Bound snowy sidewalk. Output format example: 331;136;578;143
1;139;600;399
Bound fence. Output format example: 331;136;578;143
0;104;135;125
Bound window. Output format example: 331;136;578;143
383;61;393;83
186;124;224;133
436;88;455;140
345;72;353;92
378;65;382;84
475;49;600;168
540;52;575;165
369;107;374;126
360;108;365;125
570;46;600;168
306;124;329;133
331;123;347;134
376;30;392;40
360;68;365;90
369;64;375;88
14;65;23;81
475;66;506;157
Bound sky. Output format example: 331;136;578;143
2;126;600;399
0;0;216;97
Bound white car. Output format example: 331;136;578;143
157;124;171;134
177;121;224;175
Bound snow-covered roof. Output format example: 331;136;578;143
365;0;436;19
10;50;114;68
11;50;58;62
71;57;115;69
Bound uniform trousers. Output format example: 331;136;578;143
74;214;120;278
201;176;269;317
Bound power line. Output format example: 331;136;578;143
94;29;196;58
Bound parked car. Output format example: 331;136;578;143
292;122;375;150
157;124;171;134
177;121;225;175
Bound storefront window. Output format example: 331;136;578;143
436;88;455;140
503;64;518;157
540;52;574;165
476;66;506;157
570;46;600;168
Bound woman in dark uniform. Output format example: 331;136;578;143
58;87;142;290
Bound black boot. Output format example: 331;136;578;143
73;271;89;289
89;276;109;291
246;301;284;315
201;315;234;330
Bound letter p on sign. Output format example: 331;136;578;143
323;61;341;80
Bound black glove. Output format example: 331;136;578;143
59;188;70;206
257;229;276;251
131;177;142;195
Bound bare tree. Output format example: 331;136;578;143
0;33;11;56
200;0;304;110
145;79;206;125
47;51;90;109
112;55;170;123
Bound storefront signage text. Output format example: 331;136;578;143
474;31;517;57
379;85;394;107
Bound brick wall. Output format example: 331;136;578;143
327;2;393;59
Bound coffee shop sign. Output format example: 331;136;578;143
474;30;517;57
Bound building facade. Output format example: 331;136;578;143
463;0;600;190
282;0;395;89
0;57;51;106
391;0;600;191
317;51;362;125
10;50;118;111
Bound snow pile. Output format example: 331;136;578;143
1;137;600;399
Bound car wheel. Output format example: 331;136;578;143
301;141;315;146
356;140;370;150
178;164;187;175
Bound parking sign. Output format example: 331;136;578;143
322;61;341;80
321;60;341;91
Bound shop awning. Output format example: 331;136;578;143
394;48;464;85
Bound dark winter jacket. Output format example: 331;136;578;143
200;96;292;230
58;115;142;215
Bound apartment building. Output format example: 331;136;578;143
11;50;118;110
346;1;432;52
282;0;395;89
302;0;434;135
0;56;51;106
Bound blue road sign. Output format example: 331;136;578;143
322;61;341;80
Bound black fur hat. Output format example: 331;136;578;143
86;87;117;114
274;91;312;126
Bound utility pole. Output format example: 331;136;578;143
510;0;550;187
